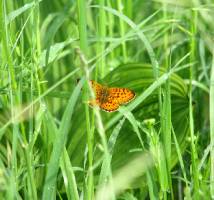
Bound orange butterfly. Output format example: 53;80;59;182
89;80;135;112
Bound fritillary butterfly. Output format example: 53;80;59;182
89;80;135;112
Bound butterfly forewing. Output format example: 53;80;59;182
90;80;103;97
108;87;135;104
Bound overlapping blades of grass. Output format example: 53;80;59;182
42;79;84;200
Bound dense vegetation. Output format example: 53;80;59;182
0;0;213;199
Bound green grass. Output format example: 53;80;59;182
0;0;213;199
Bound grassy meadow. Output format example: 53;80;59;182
0;0;214;199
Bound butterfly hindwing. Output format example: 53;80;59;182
100;101;119;112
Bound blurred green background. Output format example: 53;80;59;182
0;0;213;199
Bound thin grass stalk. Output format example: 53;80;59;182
145;118;175;200
210;50;214;198
94;0;106;151
98;118;125;185
117;0;127;62
146;123;161;200
163;2;178;198
146;171;157;200
106;0;115;60
125;0;132;19
171;126;191;199
29;3;35;142
160;3;173;199
28;1;42;142
191;5;201;133
163;3;169;70
93;107;115;200
77;1;94;199
33;0;43;95
97;0;106;77
61;149;80;200
24;147;37;200
189;9;200;198
19;16;27;143
29;67;34;142
34;0;42;74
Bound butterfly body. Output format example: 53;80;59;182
89;80;135;112
99;87;109;104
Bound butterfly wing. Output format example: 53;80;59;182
108;87;135;104
89;81;135;112
90;80;103;98
100;100;119;112
88;96;119;112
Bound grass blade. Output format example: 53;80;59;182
42;79;84;200
210;51;214;198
